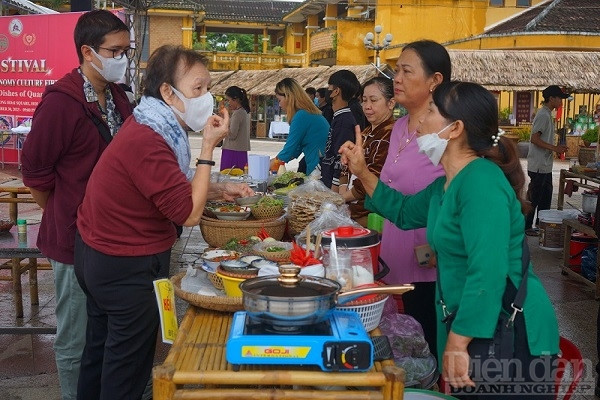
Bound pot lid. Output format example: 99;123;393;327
239;265;341;298
320;226;379;247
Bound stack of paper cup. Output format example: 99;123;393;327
248;154;270;181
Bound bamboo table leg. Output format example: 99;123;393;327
557;169;566;210
29;258;38;306
9;192;17;222
11;257;23;318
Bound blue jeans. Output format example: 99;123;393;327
50;258;87;400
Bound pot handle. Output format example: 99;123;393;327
337;284;415;305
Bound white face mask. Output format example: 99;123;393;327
416;122;454;166
89;47;128;83
170;86;214;132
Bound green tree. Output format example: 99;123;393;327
200;33;256;52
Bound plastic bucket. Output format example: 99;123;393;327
538;209;579;251
569;232;598;272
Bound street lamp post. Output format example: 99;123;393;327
363;25;392;68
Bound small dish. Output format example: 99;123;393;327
220;259;250;272
201;249;239;271
240;255;263;264
250;259;279;269
211;205;251;221
212;210;251;221
235;193;263;206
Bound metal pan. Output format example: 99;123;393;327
239;265;414;326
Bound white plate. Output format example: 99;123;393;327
212;210;251;221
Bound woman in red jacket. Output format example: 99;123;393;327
74;45;253;400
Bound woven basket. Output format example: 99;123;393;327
251;241;293;262
206;271;224;290
199;215;286;248
251;205;284;220
171;272;243;312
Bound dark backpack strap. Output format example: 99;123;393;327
90;113;112;144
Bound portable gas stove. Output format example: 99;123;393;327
226;310;373;372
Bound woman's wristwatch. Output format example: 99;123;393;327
196;159;215;166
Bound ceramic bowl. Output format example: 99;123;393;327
240;255;263;264
200;250;239;272
235;193;263;206
250;259;279;269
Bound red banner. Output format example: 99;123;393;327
0;12;85;131
0;12;85;163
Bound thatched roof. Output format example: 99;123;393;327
209;69;280;96
209;50;600;95
209;64;384;96
248;66;329;96
449;50;600;93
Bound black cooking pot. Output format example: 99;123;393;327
239;265;414;326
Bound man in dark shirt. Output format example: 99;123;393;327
21;10;133;400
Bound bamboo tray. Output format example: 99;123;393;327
171;272;243;313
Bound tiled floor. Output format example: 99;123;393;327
1;154;599;399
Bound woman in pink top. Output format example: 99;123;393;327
379;40;450;359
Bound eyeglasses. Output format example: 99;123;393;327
96;46;135;60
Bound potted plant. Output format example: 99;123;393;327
498;107;511;126
514;126;531;158
578;126;598;165
581;126;599;147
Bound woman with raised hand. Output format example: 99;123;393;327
74;45;253;400
340;81;558;399
338;76;395;227
376;40;450;359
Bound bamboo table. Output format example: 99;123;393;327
153;306;406;400
0;224;42;319
557;169;600;210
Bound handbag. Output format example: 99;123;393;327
437;239;530;363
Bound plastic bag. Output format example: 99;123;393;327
180;265;222;296
378;298;431;359
296;202;360;244
287;178;345;235
581;245;597;282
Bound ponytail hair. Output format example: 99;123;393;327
433;81;530;214
225;86;250;113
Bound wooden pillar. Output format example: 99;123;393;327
181;16;193;49
262;27;268;54
324;4;337;29
200;25;207;50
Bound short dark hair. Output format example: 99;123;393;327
305;87;316;97
328;70;361;102
316;87;328;99
142;45;208;101
362;76;394;101
74;10;129;64
402;40;451;83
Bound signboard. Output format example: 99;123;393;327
515;91;532;123
0;12;83;162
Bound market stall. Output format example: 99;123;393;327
157;172;441;398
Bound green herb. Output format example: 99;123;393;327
266;246;286;252
255;196;284;207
